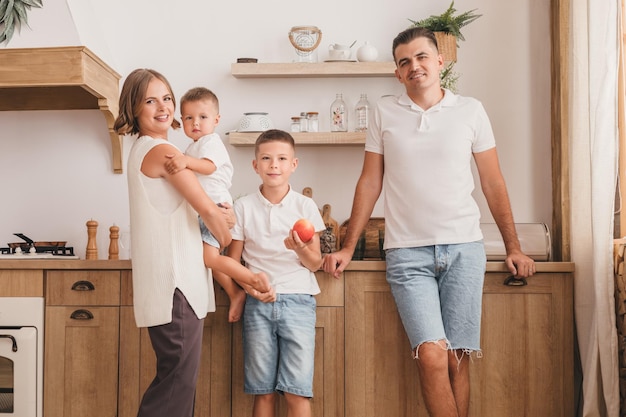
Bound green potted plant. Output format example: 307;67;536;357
0;0;44;44
439;62;460;93
409;1;481;62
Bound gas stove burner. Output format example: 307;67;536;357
0;246;75;256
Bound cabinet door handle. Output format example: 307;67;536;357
71;280;95;291
503;275;527;286
70;309;94;320
0;335;17;352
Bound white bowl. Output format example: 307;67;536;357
237;112;274;132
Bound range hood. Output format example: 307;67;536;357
0;46;123;173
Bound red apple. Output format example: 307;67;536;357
293;218;315;243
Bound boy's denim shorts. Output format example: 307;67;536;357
385;241;486;354
242;294;316;397
199;217;219;249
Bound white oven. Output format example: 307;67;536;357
0;298;44;417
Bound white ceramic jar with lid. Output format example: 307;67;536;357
356;41;378;62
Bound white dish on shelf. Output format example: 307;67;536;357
323;59;357;62
236;112;274;132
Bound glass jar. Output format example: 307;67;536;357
290;116;301;132
299;112;308;132
306;112;319;132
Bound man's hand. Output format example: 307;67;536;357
505;250;536;278
322;248;353;279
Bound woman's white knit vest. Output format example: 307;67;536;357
127;136;215;327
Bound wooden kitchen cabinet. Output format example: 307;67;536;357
44;270;121;417
0;269;43;296
344;268;575;417
472;272;574;416
2;259;574;416
118;271;233;417
0;47;123;173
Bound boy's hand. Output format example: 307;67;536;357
284;229;323;272
218;202;236;229
164;153;188;174
284;229;311;252
246;285;276;303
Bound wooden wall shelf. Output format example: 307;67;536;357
228;131;365;146
231;61;396;78
0;46;123;173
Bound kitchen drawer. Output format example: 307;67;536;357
45;270;121;306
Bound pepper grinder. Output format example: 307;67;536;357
86;219;98;260
108;225;119;260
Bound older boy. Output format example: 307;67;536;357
227;129;327;417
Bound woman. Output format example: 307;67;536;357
114;68;231;417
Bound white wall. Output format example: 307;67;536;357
0;0;552;259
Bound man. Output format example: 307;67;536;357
323;27;536;417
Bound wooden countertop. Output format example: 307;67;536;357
0;259;132;270
0;259;574;273
347;261;574;273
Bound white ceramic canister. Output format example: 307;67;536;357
356;41;378;62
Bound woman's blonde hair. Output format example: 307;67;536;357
114;68;181;135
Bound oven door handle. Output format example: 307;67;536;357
0;334;18;352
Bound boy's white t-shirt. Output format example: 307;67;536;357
185;133;234;205
231;187;326;295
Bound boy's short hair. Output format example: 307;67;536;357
180;87;219;112
254;129;296;156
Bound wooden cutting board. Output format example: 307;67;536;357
339;217;385;259
321;204;340;250
302;187;340;251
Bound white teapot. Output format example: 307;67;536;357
356;41;378;62
328;43;352;60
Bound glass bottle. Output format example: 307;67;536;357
330;93;347;132
355;93;370;132
307;112;319;132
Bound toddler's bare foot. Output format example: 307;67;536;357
228;289;246;323
251;272;271;293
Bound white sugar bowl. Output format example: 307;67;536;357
237;112;274;132
356;41;379;62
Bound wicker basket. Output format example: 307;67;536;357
434;32;457;62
